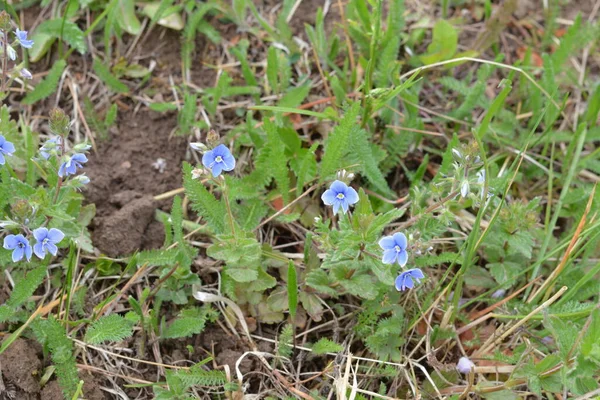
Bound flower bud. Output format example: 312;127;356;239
0;11;11;31
206;129;220;148
456;357;475;374
49;108;70;135
190;142;207;152
73;143;92;153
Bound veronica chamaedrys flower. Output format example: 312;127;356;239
3;234;32;262
15;29;34;48
201;144;235;177
395;268;425;291
321;180;359;214
456;357;475;374
40;137;62;160
58;153;87;177
32;228;65;259
379;232;409;266
20;68;32;79
0;135;16;165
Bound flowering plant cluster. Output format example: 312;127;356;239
1;108;91;265
0;11;34;97
322;178;425;292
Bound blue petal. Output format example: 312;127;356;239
332;201;341;214
45;242;58;256
395;274;408;291
378;236;395;250
221;152;236;171
202;150;215;169
329;180;347;194
344;186;359;205
25;244;32;261
212;144;230;157
3;235;18;250
321;189;337;206
12;247;24;262
71;153;88;163
397;250;408;267
33;227;48;242
341;199;349;214
393;232;408;250
34;242;46;259
211;162;224;177
47;228;65;243
382;249;397;264
58;162;67;177
0;135;5;145
407;268;425;280
2;141;15;154
403;276;415;290
0;152;5;165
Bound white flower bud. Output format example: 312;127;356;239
190;142;207;152
456;357;475;374
191;168;204;180
461;181;470;198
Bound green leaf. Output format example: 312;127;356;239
279;84;311;108
85;314;135;344
183;162;227;233
116;0;142;35
321;102;361;179
93;59;129;93
287;261;298;320
266;46;279;94
22;60;67;105
28;32;55;62
263;119;291;203
419;19;457;64
35;19;87;54
163;307;208;339
311;338;343;355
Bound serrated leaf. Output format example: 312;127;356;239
85;314;134;344
183;162;227;233
311;338;343;355
321;102;361;179
28;32;55;62
93;59;129;93
22;60;67;105
163;307;207;338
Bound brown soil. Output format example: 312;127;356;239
0;338;42;394
86;108;187;257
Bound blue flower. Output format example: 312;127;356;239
40;137;62;159
58;153;87;177
33;227;65;259
321;180;359;214
15;29;34;49
3;234;32;262
0;135;16;165
395;268;425;291
379;232;409;266
201;144;235;177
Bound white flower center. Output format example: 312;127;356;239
336;193;345;200
43;238;49;245
215;156;223;163
394;245;401;252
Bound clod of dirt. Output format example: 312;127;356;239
39;380;63;400
93;194;156;257
0;338;42;393
85;107;190;256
